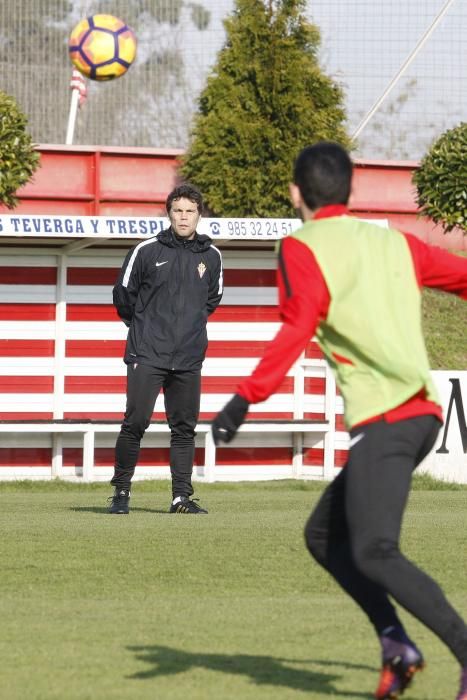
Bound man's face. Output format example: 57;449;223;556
168;197;201;239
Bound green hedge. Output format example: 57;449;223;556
413;122;467;233
0;91;40;208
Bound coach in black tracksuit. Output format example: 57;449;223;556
109;184;223;515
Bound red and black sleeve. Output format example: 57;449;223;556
404;233;467;298
237;236;330;404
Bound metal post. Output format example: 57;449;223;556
65;70;87;145
51;434;63;479
323;363;337;480
82;429;95;482
352;0;457;140
65;88;80;145
53;253;67;420
203;430;216;482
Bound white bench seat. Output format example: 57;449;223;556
0;418;331;481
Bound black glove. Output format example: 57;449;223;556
212;394;249;445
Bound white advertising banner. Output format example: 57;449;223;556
0;214;388;241
0;214;298;240
420;371;467;483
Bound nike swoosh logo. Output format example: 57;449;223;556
349;433;365;449
156;261;168;267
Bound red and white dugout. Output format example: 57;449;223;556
0;146;464;482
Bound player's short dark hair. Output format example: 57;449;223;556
293;142;352;210
166;184;203;214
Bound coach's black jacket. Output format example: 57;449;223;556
113;227;223;370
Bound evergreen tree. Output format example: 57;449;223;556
181;0;351;217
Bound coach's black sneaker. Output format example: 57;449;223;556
169;496;208;514
108;488;130;514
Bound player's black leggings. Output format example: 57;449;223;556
305;414;467;665
111;363;201;497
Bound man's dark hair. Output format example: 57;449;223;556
293;142;353;211
166;184;203;214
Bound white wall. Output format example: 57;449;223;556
419;371;467;483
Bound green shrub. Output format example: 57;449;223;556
0;91;40;208
181;0;351;217
413;122;467;233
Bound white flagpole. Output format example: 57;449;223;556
66;70;87;145
66;89;80;145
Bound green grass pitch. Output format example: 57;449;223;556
1;477;466;699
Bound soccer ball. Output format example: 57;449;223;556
68;14;137;81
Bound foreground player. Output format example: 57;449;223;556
212;142;467;699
